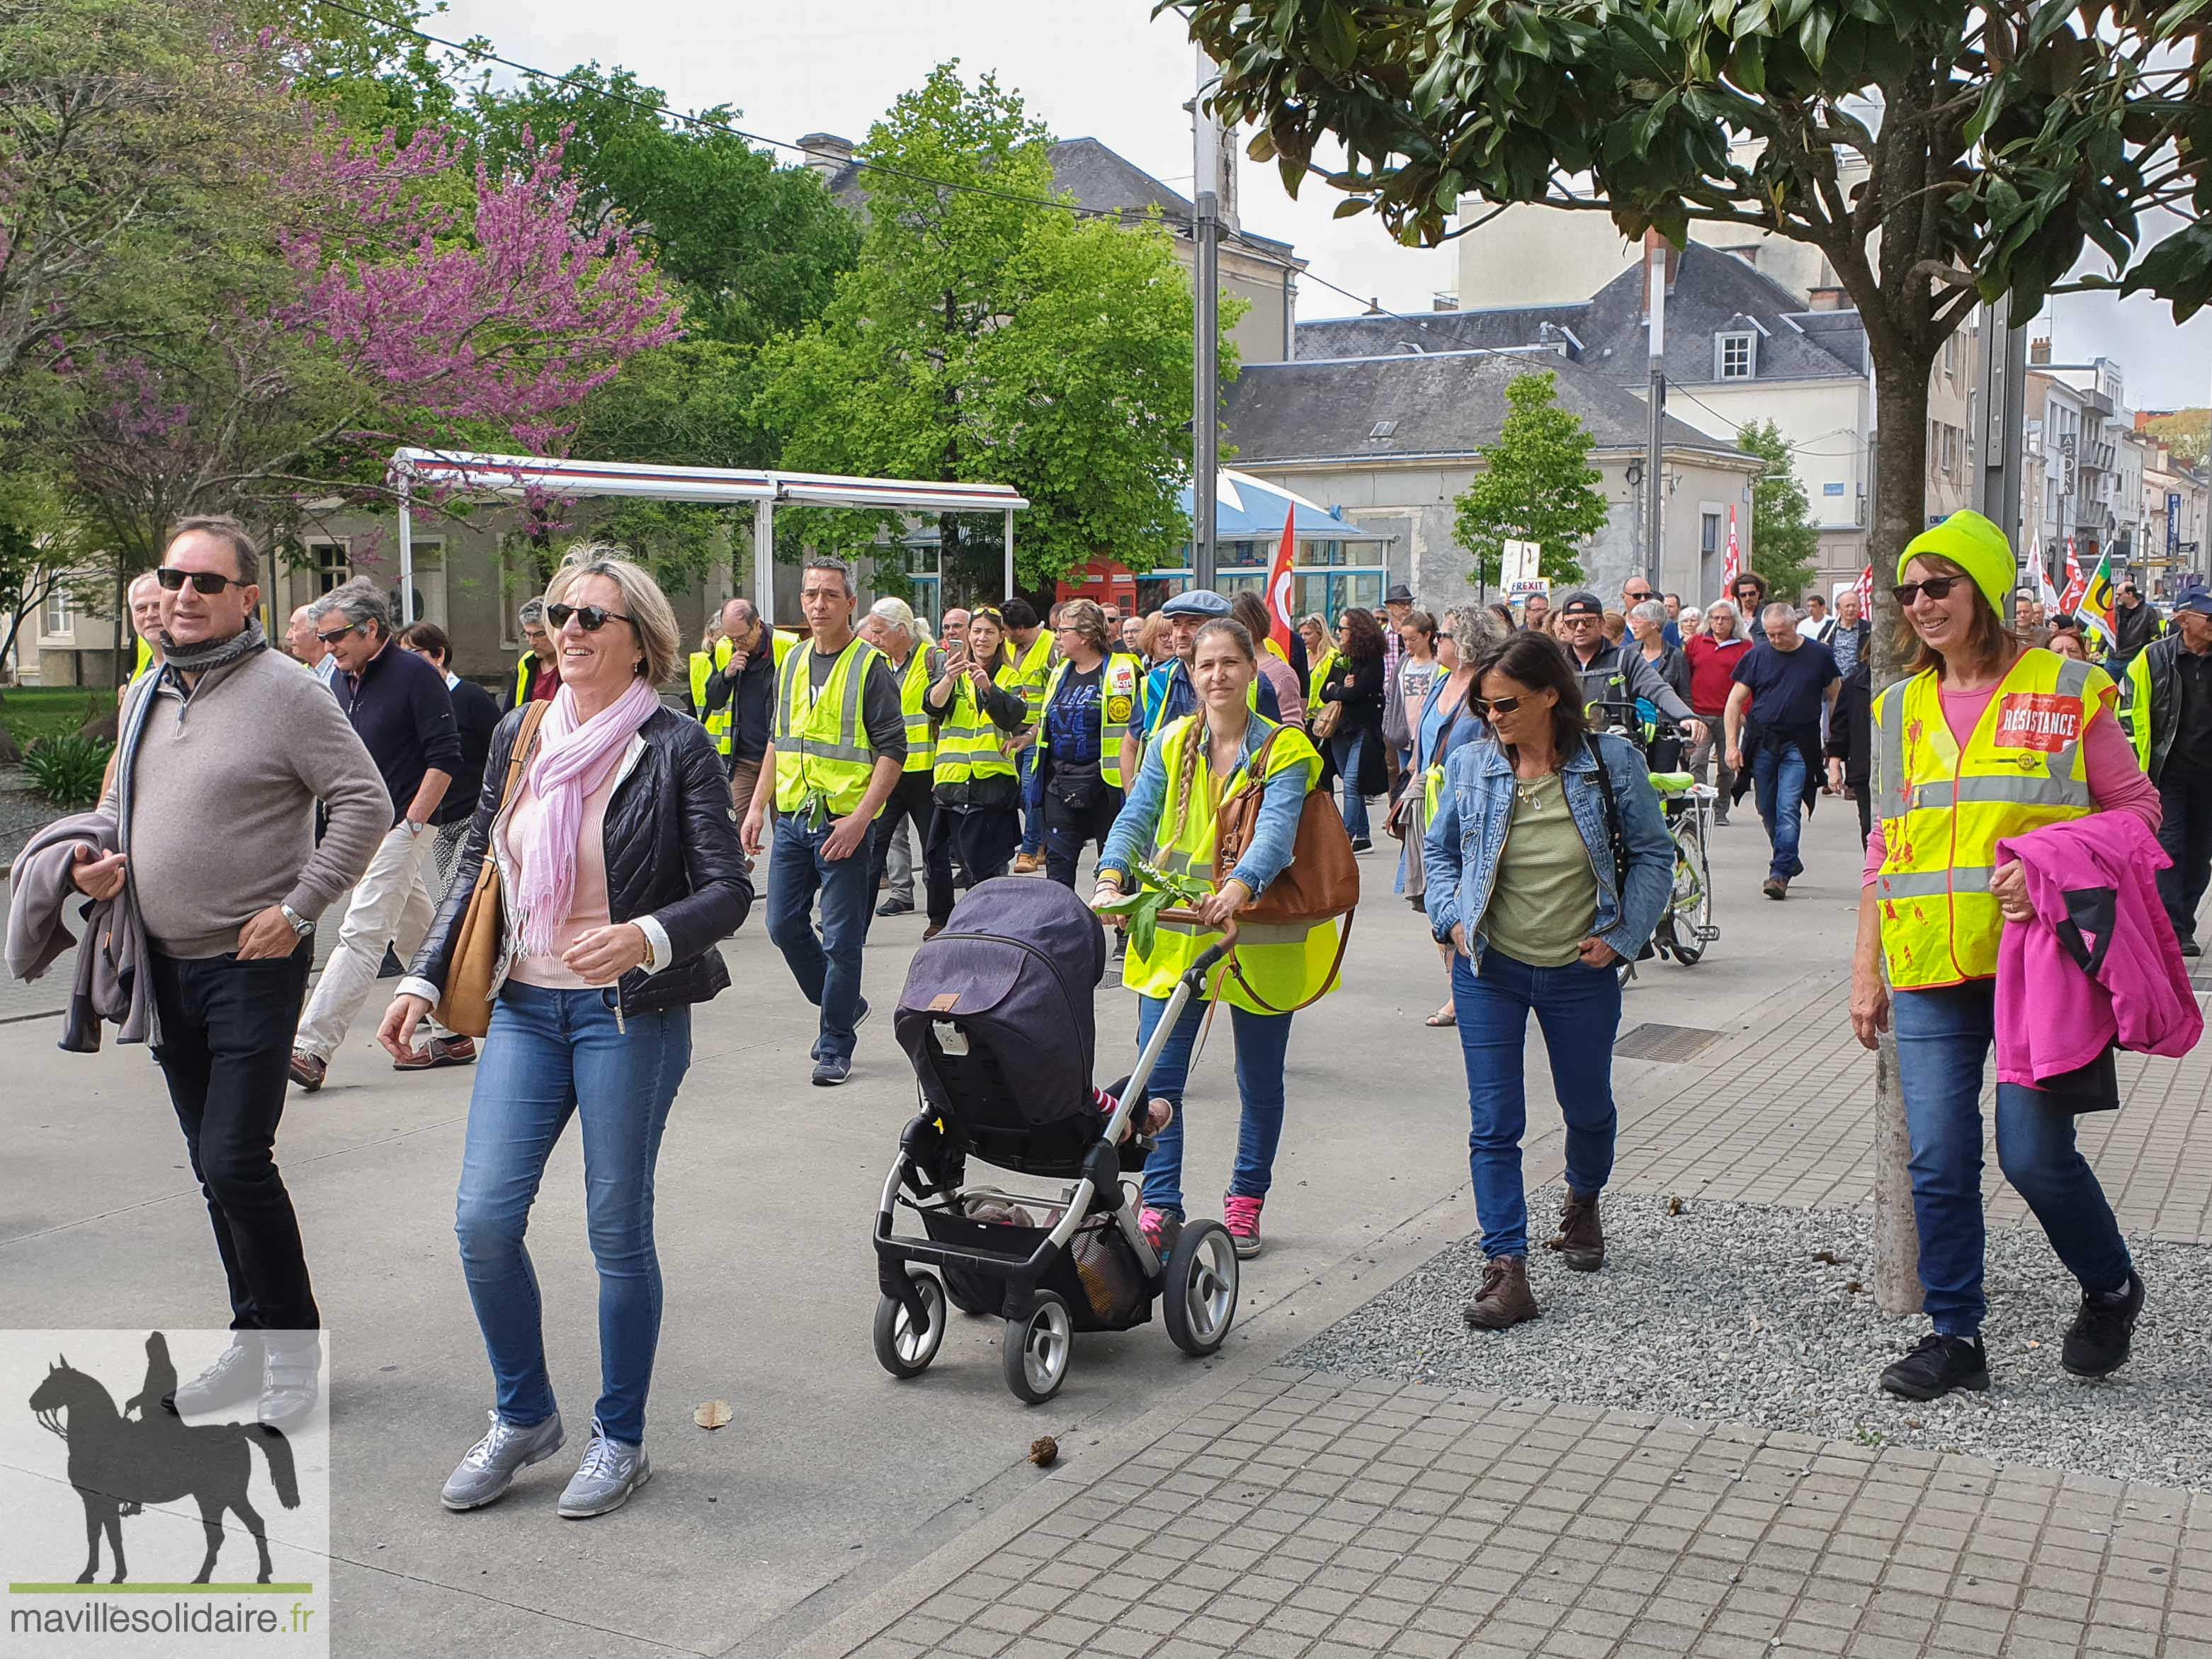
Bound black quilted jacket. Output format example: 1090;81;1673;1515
409;705;751;1015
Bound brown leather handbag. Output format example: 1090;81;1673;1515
1210;724;1360;1012
435;700;550;1039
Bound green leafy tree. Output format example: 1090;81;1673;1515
2145;410;2208;472
754;63;1230;597
1737;420;1820;603
1451;372;1606;589
1179;0;2211;660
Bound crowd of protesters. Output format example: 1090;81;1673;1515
9;506;2201;1526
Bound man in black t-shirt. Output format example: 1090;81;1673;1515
1723;604;1839;899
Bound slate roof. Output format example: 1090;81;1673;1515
1223;349;1752;465
1292;242;1867;387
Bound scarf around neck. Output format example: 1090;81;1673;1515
511;677;661;958
158;618;267;678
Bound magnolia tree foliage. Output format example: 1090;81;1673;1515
1451;370;1606;588
756;63;1230;595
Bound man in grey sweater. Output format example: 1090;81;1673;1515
72;516;386;1427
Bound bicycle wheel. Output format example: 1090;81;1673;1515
1669;815;1712;966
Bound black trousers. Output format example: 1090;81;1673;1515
1042;784;1124;888
926;804;1021;924
149;943;319;1332
867;770;936;896
2156;768;2212;944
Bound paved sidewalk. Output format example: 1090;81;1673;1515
826;1367;2209;1659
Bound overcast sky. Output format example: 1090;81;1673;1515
444;0;2212;410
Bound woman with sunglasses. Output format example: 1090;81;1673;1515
379;548;749;1519
921;606;1029;939
1423;631;1671;1330
1853;510;2160;1403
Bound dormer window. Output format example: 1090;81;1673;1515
1717;332;1757;380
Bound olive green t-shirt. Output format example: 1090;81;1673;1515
1479;771;1597;968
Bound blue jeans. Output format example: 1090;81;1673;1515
1451;949;1621;1259
1749;740;1807;881
453;981;693;1444
766;812;877;1063
1332;728;1371;839
1132;993;1293;1216
1892;980;2131;1339
1016;744;1043;856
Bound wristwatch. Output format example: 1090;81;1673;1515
279;904;313;938
404;819;426;837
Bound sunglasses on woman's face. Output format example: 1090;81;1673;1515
1892;576;1967;606
548;602;635;632
156;566;244;594
1469;694;1528;719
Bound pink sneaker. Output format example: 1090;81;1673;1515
1223;1194;1264;1259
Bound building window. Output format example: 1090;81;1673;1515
1716;332;1756;380
1700;511;1721;557
308;539;350;594
42;580;72;638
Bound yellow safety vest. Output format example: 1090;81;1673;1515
1121;713;1342;1015
772;635;887;817
1036;652;1142;790
511;652;544;708
934;662;1020;786
132;636;155;681
1872;649;2104;990
890;648;938;774
1307;646;1338;713
1008;631;1056;723
688;640;735;758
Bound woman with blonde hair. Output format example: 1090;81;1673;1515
382;546;751;1519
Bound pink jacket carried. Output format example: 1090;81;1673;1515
1994;814;2201;1092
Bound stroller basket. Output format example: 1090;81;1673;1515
919;1206;1151;1331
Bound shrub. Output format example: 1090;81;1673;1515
21;734;113;809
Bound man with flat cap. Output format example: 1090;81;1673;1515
1130;588;1283;747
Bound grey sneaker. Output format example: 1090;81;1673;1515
258;1334;322;1429
173;1339;263;1415
441;1410;566;1512
557;1417;651;1519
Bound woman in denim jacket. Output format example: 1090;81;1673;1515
1424;632;1672;1328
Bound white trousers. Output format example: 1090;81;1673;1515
295;822;436;1061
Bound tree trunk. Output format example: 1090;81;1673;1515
1867;348;1939;1319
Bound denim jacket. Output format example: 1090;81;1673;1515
1422;732;1673;970
1100;714;1306;897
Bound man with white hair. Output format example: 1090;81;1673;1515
285;604;339;685
289;579;465;1089
501;597;558;712
123;572;166;693
1684;599;1750;822
860;597;941;917
1724;601;1840;900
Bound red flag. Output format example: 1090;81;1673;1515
1723;505;1742;589
1265;505;1296;654
2059;536;2087;614
1856;563;1873;616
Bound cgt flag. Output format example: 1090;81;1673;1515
1723;505;1742;589
1856;563;1873;618
1265;505;1297;655
2059;537;2087;614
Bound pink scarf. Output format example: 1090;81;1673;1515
512;677;660;958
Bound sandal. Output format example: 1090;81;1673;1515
1424;1005;1456;1028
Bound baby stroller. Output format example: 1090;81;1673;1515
873;877;1240;1403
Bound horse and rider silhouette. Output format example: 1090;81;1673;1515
28;1334;300;1585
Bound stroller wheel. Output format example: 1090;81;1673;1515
1001;1290;1073;1404
1163;1220;1240;1357
873;1273;947;1379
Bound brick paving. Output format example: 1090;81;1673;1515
842;1370;2211;1659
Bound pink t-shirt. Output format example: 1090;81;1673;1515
1861;677;2160;885
501;770;618;987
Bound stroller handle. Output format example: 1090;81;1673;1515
1158;909;1239;980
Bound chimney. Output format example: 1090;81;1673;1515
796;132;854;185
2029;336;2051;366
1432;292;1458;312
1807;285;1847;311
1637;227;1679;316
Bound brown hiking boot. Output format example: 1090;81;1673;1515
1463;1255;1539;1330
1545;1189;1606;1272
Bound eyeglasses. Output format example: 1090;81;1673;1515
1560;612;1601;625
1436;632;1453;642
1469;694;1529;719
1623;590;1653;603
548;603;636;633
156;566;244;594
1892;576;1968;606
314;623;356;645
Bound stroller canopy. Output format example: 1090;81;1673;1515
895;878;1106;1126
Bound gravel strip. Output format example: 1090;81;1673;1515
1;769;60;867
1288;1189;2212;1490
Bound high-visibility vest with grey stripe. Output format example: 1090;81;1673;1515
772;636;885;816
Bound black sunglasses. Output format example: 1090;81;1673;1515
1892;576;1968;606
156;566;245;594
314;622;356;645
548;602;636;633
1468;694;1530;719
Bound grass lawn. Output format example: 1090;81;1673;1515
0;684;110;750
